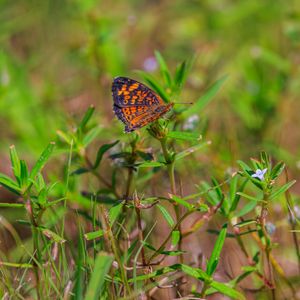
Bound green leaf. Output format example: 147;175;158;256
78;105;95;132
109;203;123;226
84;230;104;240
157;204;174;227
269;180;296;201
170;195;193;210
235;201;257;218
171;230;180;246
20;160;29;187
237;160;252;173
73;227;86;299
144;242;184;256
0;262;33;268
199;181;219;206
93;140;119;169
138;161;165;168
180;264;211;282
174;60;187;88
234;219;257;228
206;224;227;276
210;281;245;300
0;173;21;194
37;188;48;205
260;151;270;169
0;203;24;208
236;192;260;202
183;75;228;117
82;126;102;147
175;141;211;161
9;145;21;181
56;130;73;145
167;131;202;141
128;264;181;282
30;142;55;180
40;228;66;244
84;252;114;300
229;178;248;213
270;161;285;180
155;50;172;87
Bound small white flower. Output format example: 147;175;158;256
251;168;267;181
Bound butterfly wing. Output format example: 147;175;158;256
112;77;173;132
112;77;165;107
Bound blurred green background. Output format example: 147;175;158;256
0;0;300;191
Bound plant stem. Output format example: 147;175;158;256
134;201;146;266
26;197;41;300
99;205;132;296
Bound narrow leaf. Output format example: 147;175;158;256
78;105;95;132
41;228;66;244
155;51;172;87
84;230;104;241
183;75;228;117
235;201;257;218
0;173;21;194
171;230;180;246
9;145;21;181
170;195;193;210
157;204;175;227
269;180;296;201
138;161;165;168
82;126;102;147
210;281;245;300
84;252;113;300
167;131;202;141
93;140;119;169
30;142;55;180
175;141;211;161
206;224;227;276
0;203;24;208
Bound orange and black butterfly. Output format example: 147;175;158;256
112;77;174;132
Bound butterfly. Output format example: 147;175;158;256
112;77;174;133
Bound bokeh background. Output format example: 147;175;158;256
1;0;300;298
1;0;300;175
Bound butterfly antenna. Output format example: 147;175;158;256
173;102;193;105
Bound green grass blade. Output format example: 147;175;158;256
175;141;211;161
84;252;114;300
84;230;104;241
167;131;202;141
157;204;175;227
269;180;296;201
78;105;95;132
30;142;55;180
9;145;21;181
82;126;102;147
183;75;228;117
0;173;21;194
93;140;119;169
206;223;227;276
155;50;172;87
210;281;245;300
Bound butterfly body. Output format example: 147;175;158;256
112;77;173;132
